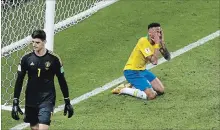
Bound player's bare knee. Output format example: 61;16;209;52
144;88;157;100
158;87;165;93
147;93;157;100
155;86;165;96
30;124;39;130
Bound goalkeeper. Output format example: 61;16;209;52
112;23;170;100
11;30;74;130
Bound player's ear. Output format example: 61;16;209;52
148;30;153;39
148;28;153;34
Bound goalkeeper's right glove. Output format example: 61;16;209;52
11;98;23;120
64;98;74;118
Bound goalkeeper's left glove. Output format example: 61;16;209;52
64;98;74;118
11;98;23;120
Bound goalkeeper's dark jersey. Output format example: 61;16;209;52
14;50;69;107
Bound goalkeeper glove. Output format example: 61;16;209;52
64;98;74;118
11;98;23;120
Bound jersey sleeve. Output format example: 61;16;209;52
14;55;28;99
54;56;63;74
137;38;154;57
54;56;69;98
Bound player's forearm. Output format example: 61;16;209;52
13;73;25;99
149;48;160;65
159;47;171;61
57;74;69;98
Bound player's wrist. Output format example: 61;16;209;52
64;97;70;104
13;98;19;106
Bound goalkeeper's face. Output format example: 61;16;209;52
32;38;45;51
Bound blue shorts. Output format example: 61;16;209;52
124;69;156;91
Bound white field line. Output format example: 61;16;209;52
10;30;220;130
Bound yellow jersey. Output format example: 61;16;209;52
124;37;159;70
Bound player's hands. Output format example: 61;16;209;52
64;98;74;118
11;98;23;120
158;28;171;61
151;31;160;44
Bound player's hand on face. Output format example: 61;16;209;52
151;29;160;44
11;99;23;120
64;98;74;118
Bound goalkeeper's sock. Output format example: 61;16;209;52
120;88;147;99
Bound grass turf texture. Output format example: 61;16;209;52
50;36;220;130
1;0;219;129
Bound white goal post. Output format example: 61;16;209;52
1;0;118;110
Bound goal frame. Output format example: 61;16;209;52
1;0;118;111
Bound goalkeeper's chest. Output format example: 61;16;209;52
26;55;55;75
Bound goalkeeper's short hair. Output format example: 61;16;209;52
31;30;46;41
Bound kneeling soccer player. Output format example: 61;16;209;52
112;23;170;100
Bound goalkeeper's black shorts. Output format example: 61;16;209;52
24;103;54;126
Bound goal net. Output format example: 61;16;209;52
1;0;118;109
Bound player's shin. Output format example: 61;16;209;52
120;88;147;99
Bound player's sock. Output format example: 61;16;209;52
120;88;147;99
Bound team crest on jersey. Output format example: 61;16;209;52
145;48;151;54
45;61;51;70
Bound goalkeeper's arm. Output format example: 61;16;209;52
12;57;27;120
54;57;69;99
14;58;27;99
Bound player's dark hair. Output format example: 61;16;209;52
148;23;161;29
31;30;46;41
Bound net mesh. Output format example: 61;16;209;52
1;0;104;106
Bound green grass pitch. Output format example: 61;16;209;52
1;0;219;129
